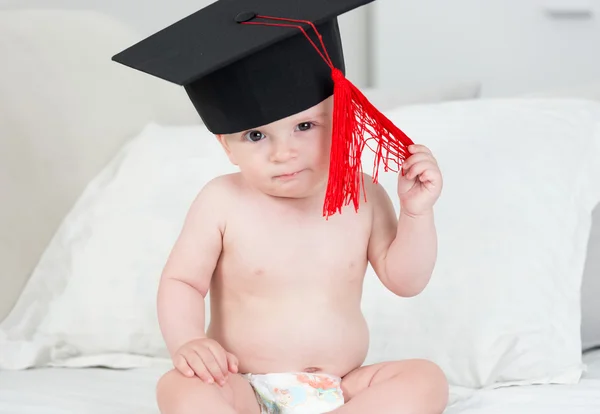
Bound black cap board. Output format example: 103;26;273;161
112;0;375;134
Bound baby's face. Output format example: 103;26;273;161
217;96;333;199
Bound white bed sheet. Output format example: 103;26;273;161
446;349;600;414
1;351;599;414
0;364;167;414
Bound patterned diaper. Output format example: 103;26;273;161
243;372;345;414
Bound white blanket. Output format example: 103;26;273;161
1;351;599;414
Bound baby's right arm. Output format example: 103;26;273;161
157;177;235;382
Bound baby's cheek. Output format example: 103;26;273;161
320;133;332;156
247;160;272;183
317;142;332;168
237;150;262;170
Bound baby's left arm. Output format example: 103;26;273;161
367;144;443;297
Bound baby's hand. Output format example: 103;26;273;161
398;144;443;216
174;338;239;386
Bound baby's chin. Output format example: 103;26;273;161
260;175;327;200
261;184;316;200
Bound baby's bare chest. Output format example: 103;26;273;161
217;210;371;288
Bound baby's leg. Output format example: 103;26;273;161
334;359;449;414
156;369;261;414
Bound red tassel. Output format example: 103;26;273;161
324;68;414;218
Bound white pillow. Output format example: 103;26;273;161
2;99;600;391
359;98;600;389
0;124;232;369
519;81;600;352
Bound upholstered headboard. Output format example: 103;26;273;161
0;9;200;318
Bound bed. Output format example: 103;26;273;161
0;350;599;414
2;8;600;414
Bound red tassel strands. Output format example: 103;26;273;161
242;15;414;218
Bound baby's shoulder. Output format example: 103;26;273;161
360;172;393;205
201;172;243;194
181;173;245;232
190;173;243;211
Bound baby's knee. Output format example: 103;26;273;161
415;360;449;411
417;359;447;382
156;369;241;414
156;370;186;411
156;369;182;397
156;370;216;414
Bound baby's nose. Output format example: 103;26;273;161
270;138;297;163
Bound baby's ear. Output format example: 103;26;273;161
215;134;238;165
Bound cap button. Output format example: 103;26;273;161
235;11;257;23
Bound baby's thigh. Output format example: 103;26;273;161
156;369;260;414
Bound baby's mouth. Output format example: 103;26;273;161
275;169;305;179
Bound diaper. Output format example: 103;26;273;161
243;372;345;414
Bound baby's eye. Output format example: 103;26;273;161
295;122;314;132
244;130;266;142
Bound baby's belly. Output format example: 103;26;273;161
207;297;370;378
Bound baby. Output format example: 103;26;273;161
111;0;449;412
154;96;448;414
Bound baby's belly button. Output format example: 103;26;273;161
236;339;366;375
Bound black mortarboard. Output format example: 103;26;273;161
112;0;372;134
112;0;414;218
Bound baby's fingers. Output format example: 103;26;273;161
174;355;195;378
226;352;239;374
408;144;433;155
197;347;227;386
184;351;215;384
206;345;231;384
403;153;436;174
404;161;438;181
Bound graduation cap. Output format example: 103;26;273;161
112;0;413;218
